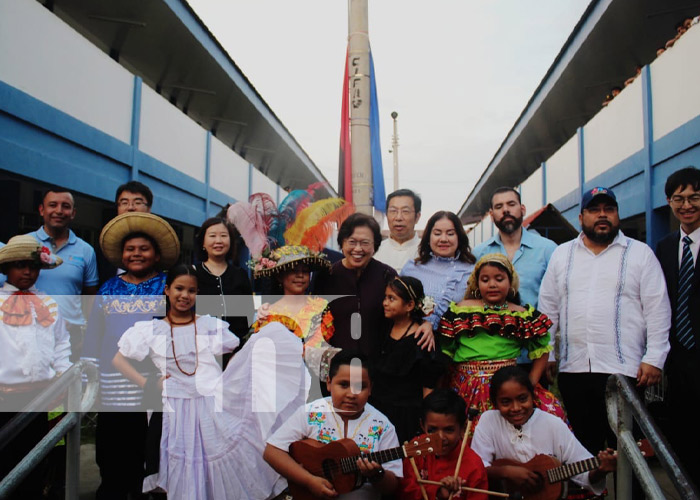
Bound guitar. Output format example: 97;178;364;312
288;433;443;500
491;440;653;500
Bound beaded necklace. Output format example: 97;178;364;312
168;312;198;376
483;300;509;311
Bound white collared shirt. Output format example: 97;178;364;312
678;225;700;267
472;409;605;495
538;232;670;377
374;233;421;272
0;283;72;384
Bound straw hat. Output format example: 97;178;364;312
0;235;62;269
100;212;180;269
250;245;330;279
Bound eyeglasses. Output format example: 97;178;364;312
117;199;148;208
584;205;618;215
669;194;700;207
344;239;373;249
387;208;414;217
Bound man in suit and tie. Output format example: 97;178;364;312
656;166;700;488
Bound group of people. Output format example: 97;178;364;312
0;163;698;499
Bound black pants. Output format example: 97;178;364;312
558;372;617;454
95;411;148;500
663;347;700;490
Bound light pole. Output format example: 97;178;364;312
390;111;399;191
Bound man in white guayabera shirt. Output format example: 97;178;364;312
538;186;670;456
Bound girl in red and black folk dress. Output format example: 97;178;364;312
438;253;567;439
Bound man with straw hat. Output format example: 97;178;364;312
0;235;70;499
81;212;179;500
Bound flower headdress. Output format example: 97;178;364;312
0;235;62;269
248;245;331;279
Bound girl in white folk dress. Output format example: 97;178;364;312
113;264;310;499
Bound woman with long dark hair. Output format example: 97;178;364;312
401;210;476;332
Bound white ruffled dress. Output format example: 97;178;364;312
118;316;310;500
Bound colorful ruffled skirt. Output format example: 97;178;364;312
449;359;568;442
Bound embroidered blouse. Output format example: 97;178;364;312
81;273;166;409
438;303;552;363
250;296;334;347
267;397;402;499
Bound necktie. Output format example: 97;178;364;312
675;236;696;349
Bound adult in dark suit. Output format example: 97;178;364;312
655;166;700;488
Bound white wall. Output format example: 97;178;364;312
210;136;249;201
584;78;644;181
469;221;485;247
139;85;207;182
251;168;278;198
652;24;700;141
520;168;543;214
546;134;579;202
0;0;133;143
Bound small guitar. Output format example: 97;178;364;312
288;433;443;500
491;440;652;500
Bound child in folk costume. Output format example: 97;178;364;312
113;264;310;499
0;235;69;499
264;350;402;500
249;245;334;349
400;389;488;500
471;367;616;498
438;253;566;439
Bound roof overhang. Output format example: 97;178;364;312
523;203;579;244
43;0;336;197
458;0;698;223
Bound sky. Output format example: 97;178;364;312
187;0;590;228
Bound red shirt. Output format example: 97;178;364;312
401;434;488;500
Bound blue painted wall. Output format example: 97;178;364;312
547;66;700;248
0;79;242;228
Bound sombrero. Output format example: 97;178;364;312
250;245;330;279
0;235;62;269
100;212;180;269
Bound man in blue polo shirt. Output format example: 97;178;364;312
30;188;99;360
473;186;557;373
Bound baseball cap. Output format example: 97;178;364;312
581;187;617;212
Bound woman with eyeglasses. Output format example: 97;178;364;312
314;213;398;358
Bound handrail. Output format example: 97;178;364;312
0;361;98;500
605;374;699;500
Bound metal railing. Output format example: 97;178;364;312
0;361;98;500
605;374;699;500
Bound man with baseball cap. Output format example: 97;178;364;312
538;187;671;455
